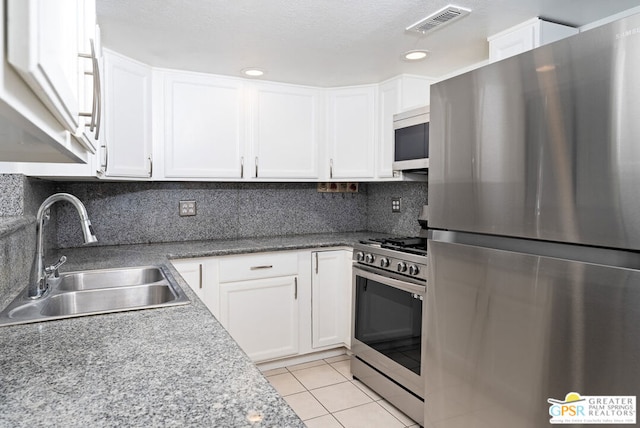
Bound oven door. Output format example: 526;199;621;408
351;265;425;398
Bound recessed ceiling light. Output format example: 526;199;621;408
402;50;430;61
242;68;265;77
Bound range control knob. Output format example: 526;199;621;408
365;254;375;264
379;257;390;268
397;262;407;273
355;252;365;262
409;265;420;276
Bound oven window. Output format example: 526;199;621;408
395;123;429;161
354;275;423;375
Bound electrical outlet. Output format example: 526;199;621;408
179;200;196;216
392;197;401;213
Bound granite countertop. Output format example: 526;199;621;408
0;232;379;427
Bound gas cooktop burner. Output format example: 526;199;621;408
354;236;428;281
360;237;427;256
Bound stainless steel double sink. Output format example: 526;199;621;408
0;266;189;327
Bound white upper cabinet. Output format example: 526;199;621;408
488;18;578;63
377;75;433;178
102;50;152;178
250;82;320;179
162;71;245;178
325;85;376;179
76;0;101;150
7;0;100;154
0;0;97;163
377;80;401;179
8;0;80;135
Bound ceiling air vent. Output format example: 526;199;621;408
406;4;471;34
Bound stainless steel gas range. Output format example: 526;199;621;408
351;236;427;426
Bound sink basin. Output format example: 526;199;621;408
0;266;189;326
57;266;166;291
41;284;177;316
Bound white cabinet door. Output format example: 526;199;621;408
7;0;99;154
171;259;205;301
251;83;319;179
312;250;352;348
0;0;97;164
102;50;152;177
326;86;376;179
172;258;221;317
377;79;401;178
75;1;99;151
489;24;536;62
377;76;433;179
488;18;578;63
220;276;299;361
163;71;244;178
8;0;80;133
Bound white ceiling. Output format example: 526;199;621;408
96;0;640;87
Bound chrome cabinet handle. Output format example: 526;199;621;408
240;156;244;178
92;40;102;139
148;156;153;178
330;159;334;179
78;48;95;131
255;157;259;178
250;265;273;270
315;252;319;274
294;277;298;300
78;39;101;139
198;264;203;289
101;144;108;173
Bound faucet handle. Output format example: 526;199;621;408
45;256;67;278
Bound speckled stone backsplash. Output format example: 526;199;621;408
51;180;428;248
0;174;54;217
0;174;24;216
0;223;35;309
367;181;428;236
0;176;54;308
54;182;370;248
0;175;427;252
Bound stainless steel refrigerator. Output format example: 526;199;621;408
426;12;640;428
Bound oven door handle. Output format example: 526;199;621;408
354;266;425;295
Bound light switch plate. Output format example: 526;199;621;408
179;200;196;216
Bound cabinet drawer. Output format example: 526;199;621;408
218;252;298;283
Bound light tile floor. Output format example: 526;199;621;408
262;355;420;428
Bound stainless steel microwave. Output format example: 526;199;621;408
392;106;429;173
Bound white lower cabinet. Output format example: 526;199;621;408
171;247;352;363
312;250;352;348
220;276;299;361
170;258;217;313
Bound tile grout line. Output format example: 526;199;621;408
288;361;349;420
284;359;355;425
280;360;346;424
275;358;414;427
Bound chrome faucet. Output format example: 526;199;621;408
28;193;98;299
